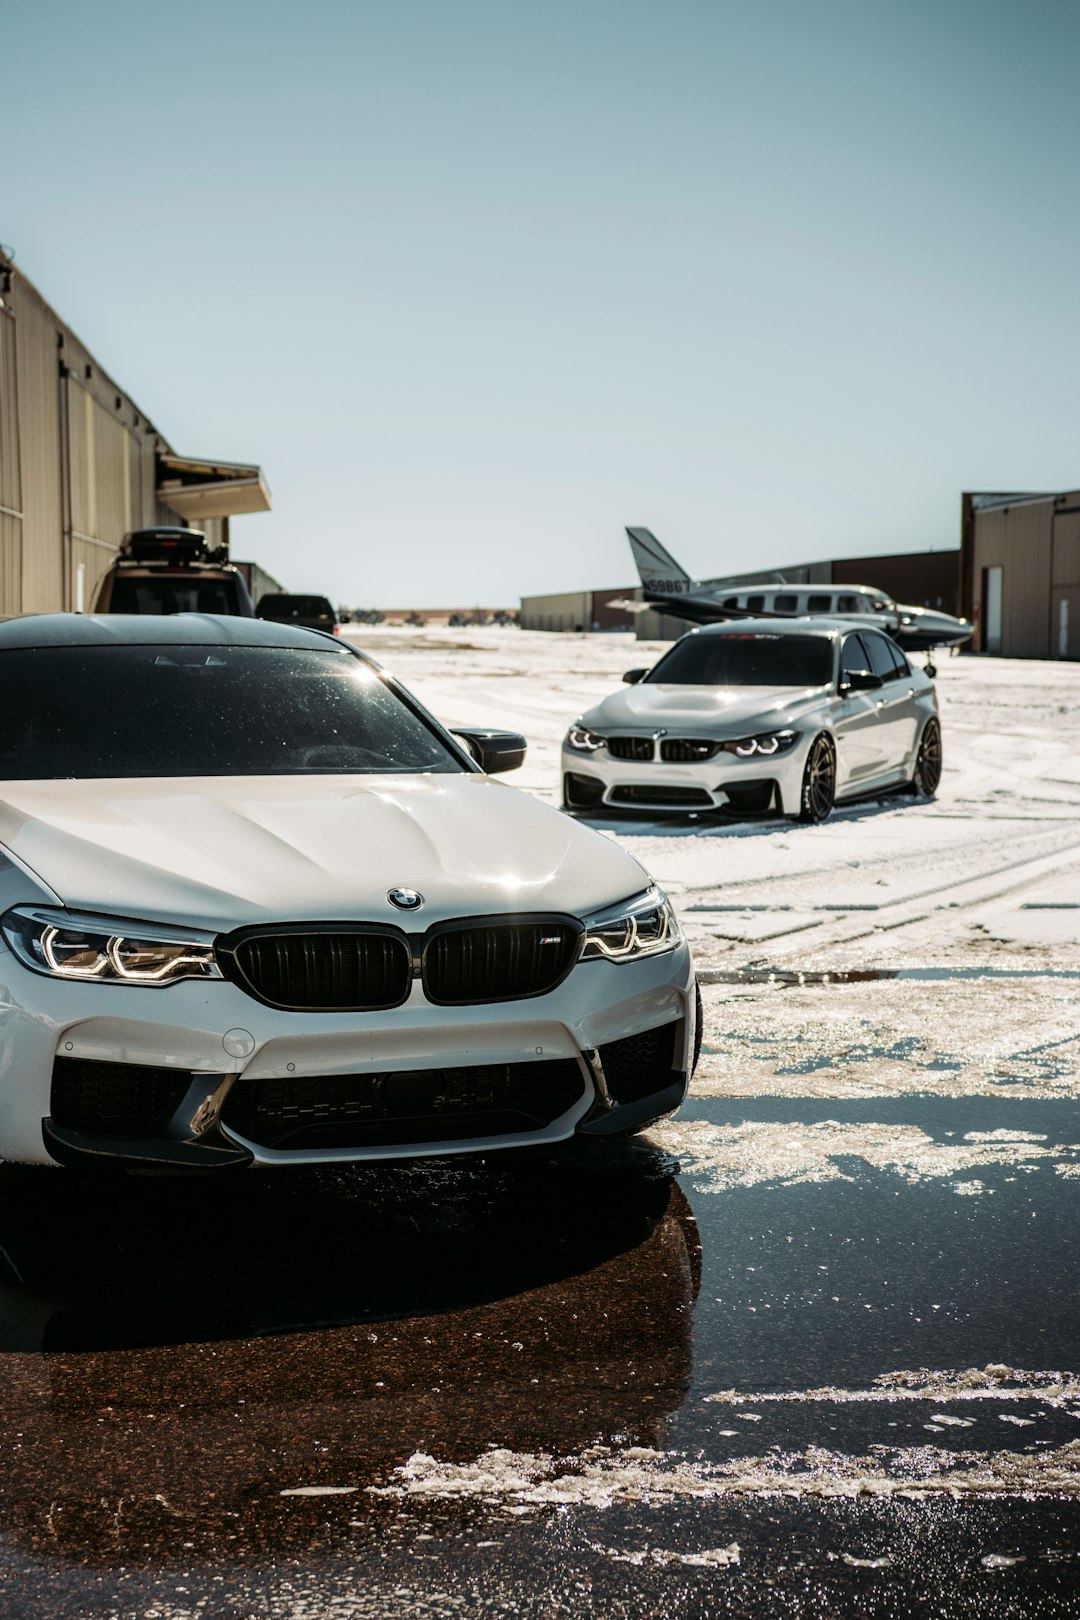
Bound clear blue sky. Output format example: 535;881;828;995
5;0;1080;605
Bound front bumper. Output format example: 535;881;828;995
561;739;809;816
0;941;695;1169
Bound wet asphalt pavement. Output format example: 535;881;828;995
1;1069;1079;1619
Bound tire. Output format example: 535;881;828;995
795;733;836;823
908;716;942;798
692;980;703;1076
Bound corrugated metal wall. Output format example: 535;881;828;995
831;551;960;614
0;305;22;614
519;590;592;631
970;498;1054;658
13;281;64;610
0;263;176;615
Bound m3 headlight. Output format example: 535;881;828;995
0;907;223;985
566;724;606;752
722;729;798;758
580;886;680;963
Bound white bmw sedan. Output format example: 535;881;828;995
562;619;942;822
0;616;696;1173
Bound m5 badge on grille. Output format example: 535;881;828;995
388;887;424;911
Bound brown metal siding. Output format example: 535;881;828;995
1051;507;1080;588
591;587;636;631
0;309;20;519
971;500;1053;658
0;512;21;615
0;308;22;615
830;551;961;614
11;280;64;611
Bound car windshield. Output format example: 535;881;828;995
646;632;833;687
0;646;464;779
258;596;334;620
107;577;244;615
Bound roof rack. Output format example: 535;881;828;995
120;527;227;566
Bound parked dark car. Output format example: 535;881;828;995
255;593;338;634
93;528;254;617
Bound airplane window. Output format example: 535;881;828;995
807;594;832;612
722;597;739;608
836;594;858;612
774;594;798;611
746;594;765;611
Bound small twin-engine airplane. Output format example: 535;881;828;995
623;528;972;674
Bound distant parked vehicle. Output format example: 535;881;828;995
255;594;338;635
563;618;942;823
93;528;254;617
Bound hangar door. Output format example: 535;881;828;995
0;305;21;615
981;566;1003;654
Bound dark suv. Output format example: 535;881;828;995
93;528;254;617
255;594;338;634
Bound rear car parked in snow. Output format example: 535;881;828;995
562;619;942;822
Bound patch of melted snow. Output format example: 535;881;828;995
367;1438;1080;1509
703;1364;1080;1407
647;1117;1073;1193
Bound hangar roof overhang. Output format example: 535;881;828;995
157;453;272;520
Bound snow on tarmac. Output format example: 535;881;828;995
347;624;1080;1107
343;626;1080;1510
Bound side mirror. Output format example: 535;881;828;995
451;728;527;773
841;669;883;693
622;668;648;685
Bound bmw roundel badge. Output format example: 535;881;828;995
388;887;424;911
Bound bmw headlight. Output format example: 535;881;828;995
0;907;223;985
580;886;680;962
566;724;605;752
722;730;797;758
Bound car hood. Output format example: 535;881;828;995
581;683;830;733
0;775;652;932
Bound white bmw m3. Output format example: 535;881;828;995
0;616;696;1173
563;619;942;822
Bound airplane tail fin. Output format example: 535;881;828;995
625;527;694;594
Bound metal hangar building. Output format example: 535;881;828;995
0;249;270;617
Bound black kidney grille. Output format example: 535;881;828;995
424;921;581;1004
600;1022;678;1104
231;931;411;1010
221;1059;586;1150
660;737;722;762
607;736;655;761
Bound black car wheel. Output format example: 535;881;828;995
909;716;942;798
795;734;836;824
692;980;703;1075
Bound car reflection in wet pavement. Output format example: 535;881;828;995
0;1148;701;1608
0;1131;1079;1616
